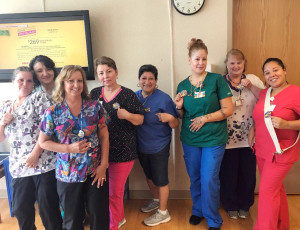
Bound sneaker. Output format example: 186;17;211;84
140;200;159;213
189;215;203;225
118;218;126;228
143;210;171;226
238;209;249;219
227;211;238;219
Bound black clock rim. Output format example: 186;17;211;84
172;0;205;16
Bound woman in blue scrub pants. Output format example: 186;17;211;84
174;38;233;230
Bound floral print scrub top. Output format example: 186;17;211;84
40;100;107;183
0;91;56;178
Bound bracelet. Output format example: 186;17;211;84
176;107;183;110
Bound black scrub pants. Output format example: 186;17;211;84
57;172;109;230
220;147;256;211
12;169;62;230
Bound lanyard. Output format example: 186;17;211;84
64;98;84;138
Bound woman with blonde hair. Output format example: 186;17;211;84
174;38;233;230
39;65;110;230
219;49;264;219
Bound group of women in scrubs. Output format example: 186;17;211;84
174;38;300;230
0;37;299;230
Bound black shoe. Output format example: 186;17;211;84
189;215;203;225
209;227;220;230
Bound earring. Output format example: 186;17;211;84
137;83;140;87
155;85;158;89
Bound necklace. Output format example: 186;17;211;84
188;81;204;97
188;74;206;97
140;90;154;112
228;74;245;90
227;75;245;106
227;74;241;84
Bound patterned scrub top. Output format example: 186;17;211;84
40;100;107;183
224;74;265;149
90;86;144;162
0;91;56;178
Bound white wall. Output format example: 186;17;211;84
0;0;233;197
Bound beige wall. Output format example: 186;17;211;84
0;0;233;197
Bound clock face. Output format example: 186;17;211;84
173;0;205;15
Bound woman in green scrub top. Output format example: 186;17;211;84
174;38;233;230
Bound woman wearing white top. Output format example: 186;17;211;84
219;49;264;219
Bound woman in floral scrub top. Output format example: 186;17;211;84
0;66;62;230
39;65;110;230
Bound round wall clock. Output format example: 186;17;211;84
173;0;205;15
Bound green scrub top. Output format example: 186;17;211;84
177;72;232;147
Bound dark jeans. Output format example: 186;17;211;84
12;170;62;230
220;147;256;211
57;172;109;230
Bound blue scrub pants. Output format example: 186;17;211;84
182;143;225;228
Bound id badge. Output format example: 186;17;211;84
235;99;243;107
264;111;271;118
194;91;205;98
270;104;276;111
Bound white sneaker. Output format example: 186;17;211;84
238;210;249;219
140;200;159;213
143;210;171;226
118;218;126;228
227;211;238;219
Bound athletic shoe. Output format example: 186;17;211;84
143;210;171;226
140;200;159;213
238;209;249;219
227;211;238;219
118;218;126;228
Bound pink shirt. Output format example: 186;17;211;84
253;85;300;163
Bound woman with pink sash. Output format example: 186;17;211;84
249;58;300;230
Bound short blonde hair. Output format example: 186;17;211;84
52;65;90;103
224;49;247;73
